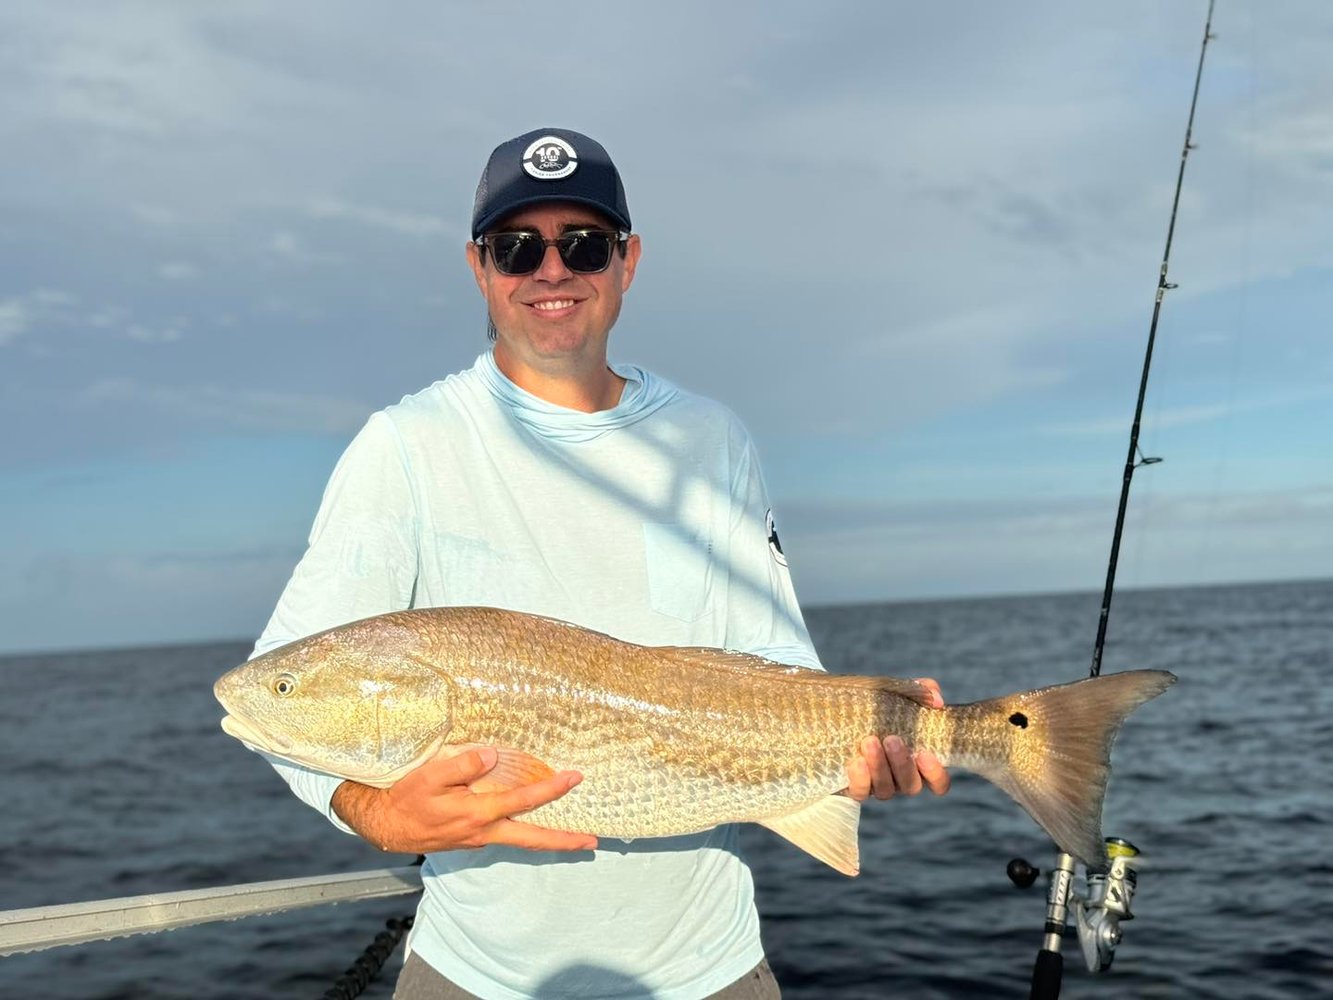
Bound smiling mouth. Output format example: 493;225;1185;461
530;299;578;311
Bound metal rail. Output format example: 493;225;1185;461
0;865;423;957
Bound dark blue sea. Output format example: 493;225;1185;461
2;579;1330;998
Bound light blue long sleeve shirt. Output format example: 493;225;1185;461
252;351;821;999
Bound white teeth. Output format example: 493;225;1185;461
532;299;576;311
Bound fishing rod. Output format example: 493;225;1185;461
1007;3;1217;997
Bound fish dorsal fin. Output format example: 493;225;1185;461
656;645;821;676
758;795;863;877
437;743;556;794
657;647;938;707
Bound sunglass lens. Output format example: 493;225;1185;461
559;232;614;273
490;233;544;275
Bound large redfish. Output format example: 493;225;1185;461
214;606;1175;874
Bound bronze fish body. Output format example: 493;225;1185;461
215;606;1176;874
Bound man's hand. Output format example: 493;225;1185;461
331;747;598;855
845;678;951;802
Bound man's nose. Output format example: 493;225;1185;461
532;241;573;281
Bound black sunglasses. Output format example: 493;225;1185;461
477;229;626;276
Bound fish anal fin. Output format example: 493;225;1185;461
758;796;863;877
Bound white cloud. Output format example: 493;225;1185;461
86;305;129;329
158;261;199;280
1242;109;1333;179
131;203;179;228
79;377;371;434
1042;389;1333;437
0;288;79;346
307;197;453;238
0;546;301;653
266;230;341;265
0;290;196;349
126;324;183;343
784;484;1333;605
31;288;76;307
0;299;30;345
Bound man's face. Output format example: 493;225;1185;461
466;202;641;376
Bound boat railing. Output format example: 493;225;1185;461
0;865;423;957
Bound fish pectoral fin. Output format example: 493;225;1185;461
486;747;556;789
758;796;862;877
436;743;557;793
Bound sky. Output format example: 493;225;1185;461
1;1;1330;654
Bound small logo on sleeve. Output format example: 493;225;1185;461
765;508;788;567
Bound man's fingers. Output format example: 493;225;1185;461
844;744;873;800
475;772;596;851
882;736;923;796
913;677;944;709
486;819;598;853
860;736;894;801
915;749;951;795
422;746;498;787
480;770;584;823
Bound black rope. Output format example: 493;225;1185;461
322;913;416;1000
323;855;426;1000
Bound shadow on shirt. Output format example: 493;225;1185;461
426;828;744;873
531;965;656;998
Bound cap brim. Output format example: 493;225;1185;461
472;195;631;239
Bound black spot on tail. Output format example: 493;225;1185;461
1009;712;1029;729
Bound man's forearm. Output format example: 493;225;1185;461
331;779;396;851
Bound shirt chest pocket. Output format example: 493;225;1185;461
642;523;714;623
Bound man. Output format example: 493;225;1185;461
253;127;949;999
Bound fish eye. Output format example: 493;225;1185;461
273;673;298;697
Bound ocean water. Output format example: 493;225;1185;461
1;579;1330;998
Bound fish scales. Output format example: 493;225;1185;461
215;605;1176;870
421;609;904;835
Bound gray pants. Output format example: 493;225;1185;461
393;952;781;999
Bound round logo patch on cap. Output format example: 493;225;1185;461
522;136;578;180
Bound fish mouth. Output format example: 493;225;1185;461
220;714;292;755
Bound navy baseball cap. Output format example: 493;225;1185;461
471;128;631;239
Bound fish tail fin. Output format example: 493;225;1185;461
963;669;1176;865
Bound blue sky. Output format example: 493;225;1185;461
1;1;1329;653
